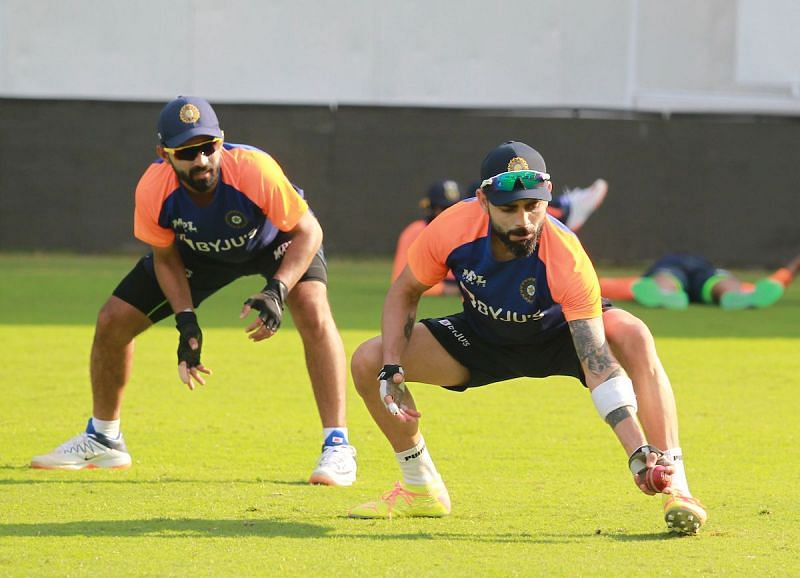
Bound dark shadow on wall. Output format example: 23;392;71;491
1;98;799;267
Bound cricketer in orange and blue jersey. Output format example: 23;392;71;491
407;198;602;345
134;143;308;263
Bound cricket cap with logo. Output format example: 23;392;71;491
157;96;223;148
479;140;552;205
419;179;462;210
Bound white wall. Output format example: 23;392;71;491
2;0;800;115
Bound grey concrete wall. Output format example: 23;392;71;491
1;99;798;268
3;1;800;115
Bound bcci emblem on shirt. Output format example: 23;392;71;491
519;277;537;303
225;210;248;229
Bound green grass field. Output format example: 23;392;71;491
1;253;799;577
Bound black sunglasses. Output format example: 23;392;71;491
164;138;222;161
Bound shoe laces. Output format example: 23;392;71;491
380;481;427;510
318;444;356;468
56;432;101;455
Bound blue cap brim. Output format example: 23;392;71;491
485;186;552;205
163;126;223;148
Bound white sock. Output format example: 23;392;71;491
665;447;691;496
91;417;121;439
322;427;349;445
396;436;441;487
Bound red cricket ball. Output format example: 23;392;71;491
644;465;671;493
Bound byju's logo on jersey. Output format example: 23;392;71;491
519;277;536;303
172;218;197;233
225;210;248;229
460;283;544;323
179;228;258;253
461;269;487;287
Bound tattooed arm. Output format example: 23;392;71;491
568;317;625;387
381;265;431;366
568;316;648;455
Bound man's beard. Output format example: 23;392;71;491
174;164;219;194
491;222;542;258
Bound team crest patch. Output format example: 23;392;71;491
507;156;529;172
519;277;537;303
443;180;460;202
179;103;201;124
225;210;248;229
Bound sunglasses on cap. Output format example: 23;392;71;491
480;170;550;192
163;137;223;161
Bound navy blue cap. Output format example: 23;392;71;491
480;141;551;205
419;179;462;209
157;96;223;147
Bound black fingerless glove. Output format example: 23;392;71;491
175;310;202;368
377;364;404;382
244;279;288;331
628;444;669;475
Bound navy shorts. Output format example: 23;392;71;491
113;233;328;323
644;254;729;303
420;312;587;392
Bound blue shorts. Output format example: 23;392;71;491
113;233;328;323
643;254;729;303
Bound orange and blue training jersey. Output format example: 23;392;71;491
134;143;308;263
407;199;602;345
392;220;428;283
392;219;457;296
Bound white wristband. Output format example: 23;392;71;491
590;375;637;420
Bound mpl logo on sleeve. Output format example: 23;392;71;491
172;218;198;233
460;269;487;287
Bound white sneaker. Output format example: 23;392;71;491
31;419;132;470
562;178;608;231
309;444;357;486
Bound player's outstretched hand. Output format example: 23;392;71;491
240;279;288;341
378;364;422;422
628;444;675;495
175;311;212;390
